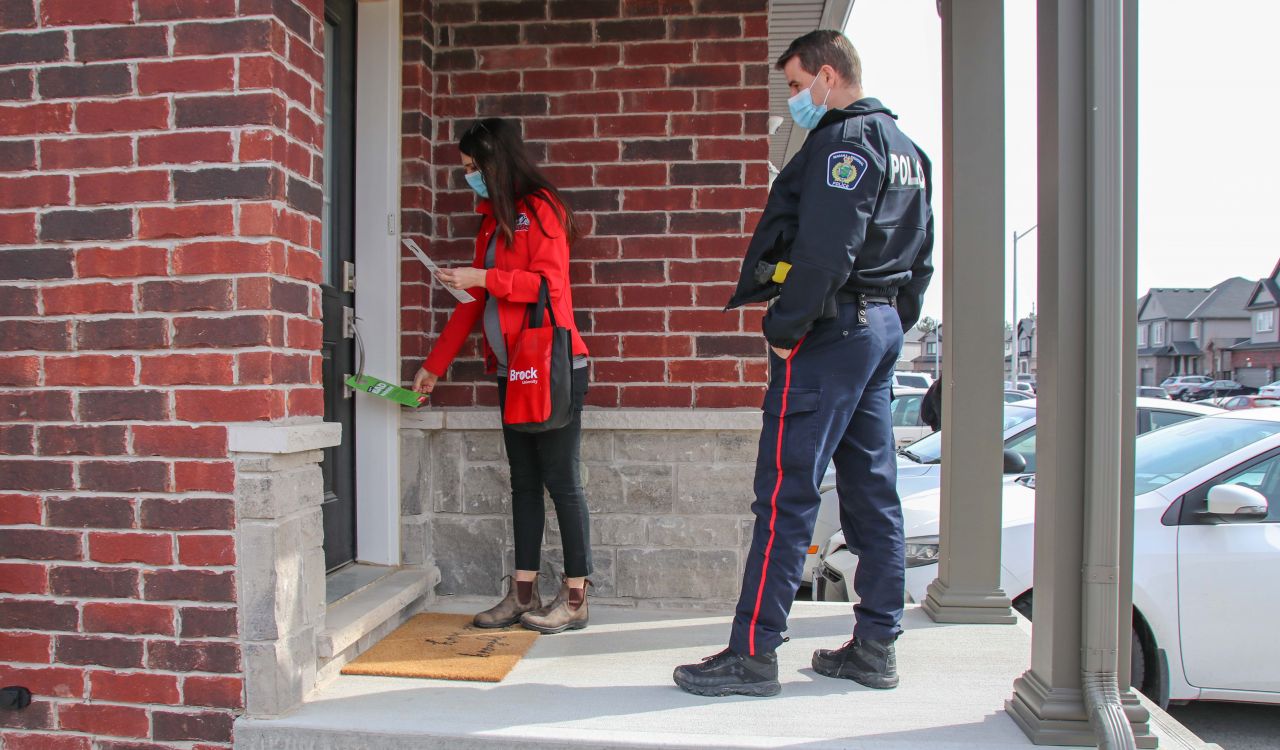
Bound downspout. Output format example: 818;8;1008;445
1081;1;1137;748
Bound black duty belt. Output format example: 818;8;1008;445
837;289;896;306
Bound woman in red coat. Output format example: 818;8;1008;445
412;118;593;634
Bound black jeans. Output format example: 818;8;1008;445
497;366;592;578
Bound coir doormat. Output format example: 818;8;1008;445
341;613;538;683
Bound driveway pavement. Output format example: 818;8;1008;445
1168;702;1280;750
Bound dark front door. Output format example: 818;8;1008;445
320;0;357;572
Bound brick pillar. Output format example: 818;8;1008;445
403;0;773;408
0;0;326;746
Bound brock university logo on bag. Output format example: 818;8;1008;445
508;366;539;385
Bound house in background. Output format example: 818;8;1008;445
1013;314;1037;382
1135;278;1259;385
1136;287;1211;385
1185;277;1254;380
911;323;941;376
1230;260;1280;385
899;325;925;372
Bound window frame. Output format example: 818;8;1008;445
1168;446;1280;526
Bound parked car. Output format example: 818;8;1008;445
888;387;931;448
1257;380;1280;398
893;371;934;390
1003;380;1035;394
1137;386;1170;400
1182;379;1256;402
1221;394;1280;410
804;398;1222;588
1004;390;1033;403
1162;374;1212;399
801;386;929;584
817;409;1280;707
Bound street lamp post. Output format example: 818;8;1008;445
1011;224;1037;385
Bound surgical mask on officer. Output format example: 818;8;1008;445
465;170;489;199
788;72;832;130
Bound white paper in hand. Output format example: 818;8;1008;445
402;238;476;304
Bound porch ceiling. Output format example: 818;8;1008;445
767;0;856;168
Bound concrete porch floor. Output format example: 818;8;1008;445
236;599;1212;750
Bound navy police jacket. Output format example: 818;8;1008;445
726;97;934;349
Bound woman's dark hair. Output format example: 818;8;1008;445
458;117;580;247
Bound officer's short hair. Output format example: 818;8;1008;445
776;30;861;87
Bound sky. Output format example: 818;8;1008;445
844;0;1280;324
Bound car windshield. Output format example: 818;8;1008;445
900;403;1036;464
897;375;930;388
1133;416;1280;495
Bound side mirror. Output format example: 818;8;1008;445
1003;449;1028;474
1206;484;1269;518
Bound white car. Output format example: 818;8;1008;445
804;398;1220;588
889;386;930;448
818;409;1280;707
1004;380;1035;395
893;371;934;390
800;386;929;584
1258;380;1280;398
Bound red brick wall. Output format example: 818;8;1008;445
1232;347;1280;372
401;0;774;409
0;0;325;747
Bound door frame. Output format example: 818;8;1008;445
351;0;403;566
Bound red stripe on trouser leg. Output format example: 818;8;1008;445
747;337;804;656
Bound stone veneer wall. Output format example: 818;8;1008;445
401;410;762;604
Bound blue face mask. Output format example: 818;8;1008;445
788;75;831;130
465;170;489;199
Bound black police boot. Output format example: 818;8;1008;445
673;648;781;697
811;637;899;689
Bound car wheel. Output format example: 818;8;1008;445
1013;591;1153;699
1130;628;1147;695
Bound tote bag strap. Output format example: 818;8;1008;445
528;276;558;329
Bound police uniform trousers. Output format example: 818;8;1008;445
730;301;905;656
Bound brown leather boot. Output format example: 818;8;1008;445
473;575;541;629
519;578;589;634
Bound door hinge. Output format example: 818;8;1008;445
386;213;396;235
342;305;356;339
342;261;356;293
343;372;355;399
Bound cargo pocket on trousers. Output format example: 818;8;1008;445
761;387;822;472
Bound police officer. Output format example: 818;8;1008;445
673;30;934;697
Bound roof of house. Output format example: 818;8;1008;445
1206;336;1250;351
1247;259;1280;310
1139;288;1212;321
1137;341;1202;357
1186;277;1256;319
1230;339;1280;352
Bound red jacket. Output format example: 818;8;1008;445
422;193;588;378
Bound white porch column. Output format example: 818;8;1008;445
922;0;1016;625
1006;1;1153;745
1116;0;1150;722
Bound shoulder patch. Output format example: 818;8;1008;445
515;213;531;232
826;151;868;191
